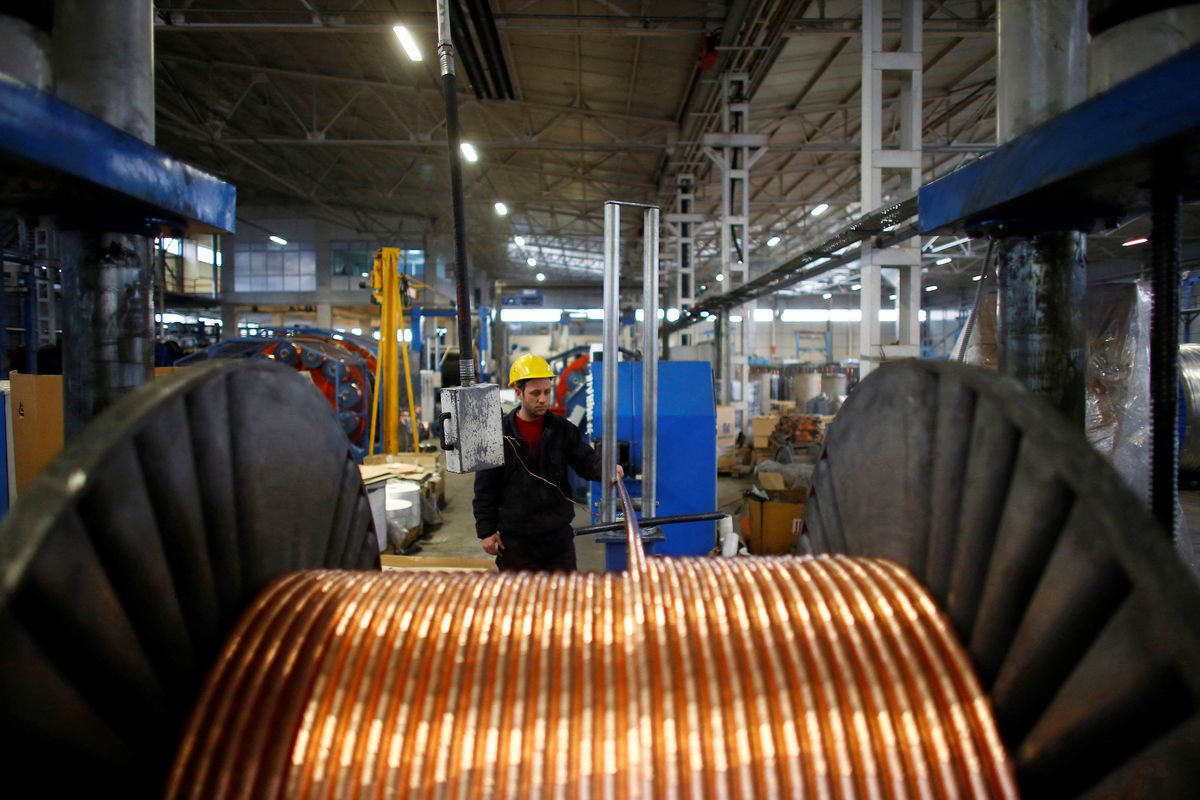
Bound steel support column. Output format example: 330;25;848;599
60;232;154;437
995;0;1088;424
704;72;766;403
860;0;922;377
665;174;703;350
54;0;156;436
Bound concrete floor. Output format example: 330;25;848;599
406;471;754;572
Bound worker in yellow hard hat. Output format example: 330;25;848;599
474;353;621;570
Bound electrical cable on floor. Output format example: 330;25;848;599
166;481;1017;799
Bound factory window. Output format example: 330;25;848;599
234;240;317;292
330;242;425;290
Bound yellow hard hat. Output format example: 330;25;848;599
509;353;555;387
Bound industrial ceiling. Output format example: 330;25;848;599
152;1;1193;305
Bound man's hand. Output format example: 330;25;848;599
612;464;624;482
481;533;504;556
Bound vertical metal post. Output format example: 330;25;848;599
995;0;1088;424
860;0;922;377
601;202;620;523
436;0;476;387
996;233;1086;424
641;206;659;521
1150;182;1181;539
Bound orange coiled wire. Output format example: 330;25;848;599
166;549;1016;799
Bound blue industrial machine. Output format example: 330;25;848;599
589;359;716;566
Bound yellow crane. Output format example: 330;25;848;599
367;247;420;455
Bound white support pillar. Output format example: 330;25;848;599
860;0;922;376
665;173;703;349
704;72;767;403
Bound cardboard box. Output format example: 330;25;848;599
717;434;737;448
746;490;807;554
757;470;787;492
753;434;773;449
10;372;63;493
380;554;497;572
751;415;778;437
716;404;736;438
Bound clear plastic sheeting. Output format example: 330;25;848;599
1085;282;1151;505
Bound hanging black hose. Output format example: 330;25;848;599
437;0;476;387
1150;179;1181;540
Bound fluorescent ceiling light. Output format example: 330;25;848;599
930;236;970;252
935;257;952;265
753;307;774;321
535;272;545;282
494;201;508;216
925;285;938;292
715;273;724;282
766;235;781;247
1122;237;1149;246
850;283;861;291
972;274;983;281
822;292;833;299
514;235;525;248
392;25;422;61
527;257;537;267
811;203;829;216
889;293;897;300
269;235;287;246
779;309;928;323
666;308;680;322
351;327;362;335
699;284;707;292
460;142;478;162
730;315;743;323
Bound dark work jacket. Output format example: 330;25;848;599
473;408;603;540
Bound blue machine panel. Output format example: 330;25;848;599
919;44;1200;233
590;360;717;559
0;75;236;233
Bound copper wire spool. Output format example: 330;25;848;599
167;526;1015;798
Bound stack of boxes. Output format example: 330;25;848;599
750;414;779;465
715;404;738;473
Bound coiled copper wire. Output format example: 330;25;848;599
168;484;1016;799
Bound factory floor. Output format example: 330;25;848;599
407;471;756;571
409;472;1200;579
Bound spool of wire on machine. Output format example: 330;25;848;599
168;481;1016;799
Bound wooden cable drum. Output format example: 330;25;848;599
168;483;1015;799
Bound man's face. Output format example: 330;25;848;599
516;378;554;417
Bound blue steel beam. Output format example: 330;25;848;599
919;44;1200;234
0;75;235;234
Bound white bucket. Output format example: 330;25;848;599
385;479;422;529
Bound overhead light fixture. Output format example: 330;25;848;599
730;314;743;323
494;201;508;216
535;272;545;282
889;293;897;300
930;236;970;252
1122;237;1149;246
514;235;525;248
715;273;724;282
460;142;478;162
766;235;781;247
935;257;952;265
736;259;744;265
351;327;363;336
851;283;861;291
822;292;833;300
925;285;938;292
392;25;422;62
269;235;287;246
526;256;537;267
972;274;983;282
811;203;829;217
699;284;707;292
